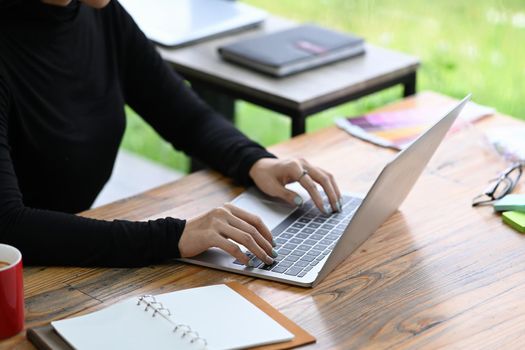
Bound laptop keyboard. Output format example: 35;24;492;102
233;195;361;278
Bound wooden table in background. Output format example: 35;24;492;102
3;92;525;349
158;16;420;137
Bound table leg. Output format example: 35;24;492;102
189;81;236;172
403;71;417;97
291;113;306;137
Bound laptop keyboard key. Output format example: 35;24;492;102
286;228;299;234
290;238;303;244
315;244;328;251
300;255;315;262
284;243;297;250
307;249;322;257
275;238;287;245
283;255;300;262
250;257;264;268
280;233;293;239
304;239;317;245
277;261;293;268
294;260;309;267
271;266;288;273
277;248;292;256
261;263;277;270
290;250;305;257
284;267;303;276
303;228;315;234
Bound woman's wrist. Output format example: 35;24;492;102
248;158;274;182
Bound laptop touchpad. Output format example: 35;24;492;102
232;183;310;231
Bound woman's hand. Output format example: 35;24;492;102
249;158;343;214
178;203;277;266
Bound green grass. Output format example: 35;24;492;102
121;0;525;173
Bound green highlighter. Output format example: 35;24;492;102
493;194;525;212
502;211;525;233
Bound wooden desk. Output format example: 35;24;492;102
158;16;420;136
4;92;525;349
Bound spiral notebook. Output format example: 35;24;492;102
27;283;315;350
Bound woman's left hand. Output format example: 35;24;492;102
249;158;343;214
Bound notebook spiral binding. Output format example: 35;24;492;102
137;295;208;348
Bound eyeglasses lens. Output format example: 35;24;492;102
492;178;512;199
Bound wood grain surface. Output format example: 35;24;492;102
2;92;525;349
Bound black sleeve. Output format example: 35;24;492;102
112;2;275;186
0;72;186;267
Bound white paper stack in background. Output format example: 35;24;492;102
484;127;525;164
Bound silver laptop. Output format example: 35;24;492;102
119;0;267;47
180;95;471;287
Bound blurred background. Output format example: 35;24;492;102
120;0;525;173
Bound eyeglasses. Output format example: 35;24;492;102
472;163;522;207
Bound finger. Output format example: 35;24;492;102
260;160;305;207
327;171;343;209
299;173;329;215
225;210;275;255
268;159;306;206
219;221;274;265
213;235;250;266
264;184;305;208
225;203;276;249
306;166;339;212
328;171;342;201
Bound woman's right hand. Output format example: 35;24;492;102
178;203;277;266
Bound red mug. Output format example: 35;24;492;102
0;244;24;340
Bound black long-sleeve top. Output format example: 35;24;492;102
0;0;274;266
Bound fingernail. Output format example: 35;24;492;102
271;249;278;258
272;239;277;247
294;195;303;207
247;260;254;267
336;202;342;212
338;198;344;208
323;204;331;215
266;257;274;265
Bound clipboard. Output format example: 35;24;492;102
27;282;315;350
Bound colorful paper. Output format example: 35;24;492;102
336;100;494;150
